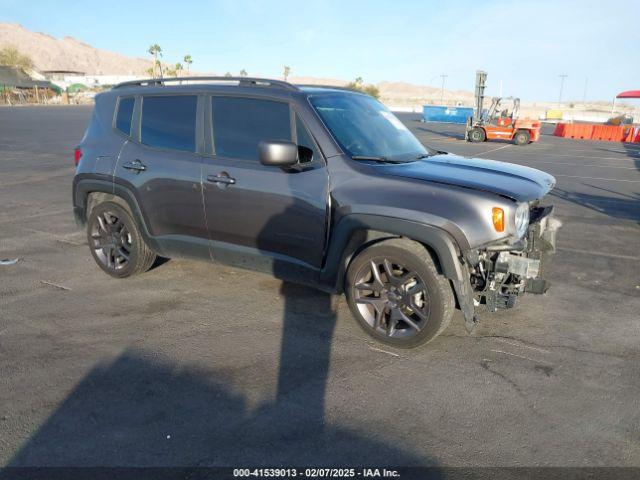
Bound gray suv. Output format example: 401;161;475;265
72;77;560;348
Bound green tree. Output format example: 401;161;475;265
174;63;183;77
147;44;162;78
239;69;248;77
346;77;380;99
183;54;193;74
0;46;34;71
224;72;232;77
283;65;291;82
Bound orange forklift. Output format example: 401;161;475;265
465;71;541;145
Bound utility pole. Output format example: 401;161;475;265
440;74;448;105
558;74;568;106
582;76;588;105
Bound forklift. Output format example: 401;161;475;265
465;71;541;146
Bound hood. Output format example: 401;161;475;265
377;153;556;202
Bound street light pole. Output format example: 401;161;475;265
558;74;568;106
440;74;448;105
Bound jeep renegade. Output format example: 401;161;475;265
72;77;560;348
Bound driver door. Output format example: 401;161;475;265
202;95;328;277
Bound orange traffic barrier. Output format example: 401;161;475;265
592;125;626;141
553;123;566;136
555;123;593;139
553;123;640;142
623;127;637;142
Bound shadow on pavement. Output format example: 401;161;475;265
550;184;640;223
6;338;431;467
416;125;465;140
6;158;436;471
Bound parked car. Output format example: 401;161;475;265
72;77;560;348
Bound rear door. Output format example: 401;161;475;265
202;95;328;271
115;94;208;258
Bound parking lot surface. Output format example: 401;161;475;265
1;106;639;467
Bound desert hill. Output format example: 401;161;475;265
0;22;474;106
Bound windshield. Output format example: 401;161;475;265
310;92;434;162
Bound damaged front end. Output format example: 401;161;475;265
461;204;561;331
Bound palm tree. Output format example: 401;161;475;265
183;55;193;75
174;63;183;77
147;44;162;78
239;69;248;77
283;65;291;82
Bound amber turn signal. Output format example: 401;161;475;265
492;207;505;232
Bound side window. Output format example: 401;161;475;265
115;97;135;136
211;97;291;161
141;95;197;152
295;114;321;162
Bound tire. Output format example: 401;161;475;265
513;130;530;145
86;201;156;278
468;127;486;143
345;238;455;349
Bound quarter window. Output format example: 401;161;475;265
115;97;135;136
211;97;291;161
141;95;197;152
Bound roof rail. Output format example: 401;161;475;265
295;84;357;92
113;76;300;91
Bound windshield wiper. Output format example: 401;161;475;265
351;155;405;163
414;152;438;160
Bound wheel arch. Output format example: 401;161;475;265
320;213;466;294
73;177;164;255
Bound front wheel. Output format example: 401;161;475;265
513;130;531;145
345;238;455;349
468;127;486;142
86;201;156;278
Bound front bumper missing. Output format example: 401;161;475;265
461;205;561;332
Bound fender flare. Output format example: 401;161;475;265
73;177;165;255
320;213;477;329
320;213;465;288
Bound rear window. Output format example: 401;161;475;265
211;97;291;161
141;95;197;152
115;97;135;136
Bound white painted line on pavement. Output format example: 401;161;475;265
556;247;640;261
476;145;511;156
555;174;640;183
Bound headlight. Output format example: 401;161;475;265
515;203;530;238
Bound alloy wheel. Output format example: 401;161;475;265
353;258;431;338
89;210;133;271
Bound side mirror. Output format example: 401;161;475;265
258;140;298;167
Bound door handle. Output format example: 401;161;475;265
122;159;147;173
206;174;236;185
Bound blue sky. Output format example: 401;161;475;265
2;0;638;101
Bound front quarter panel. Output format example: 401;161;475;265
327;155;518;250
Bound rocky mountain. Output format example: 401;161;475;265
0;22;473;105
0;23;152;75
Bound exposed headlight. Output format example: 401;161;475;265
515;203;530;238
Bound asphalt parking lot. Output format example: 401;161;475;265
1;106;639;468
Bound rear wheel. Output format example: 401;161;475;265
86;202;156;278
514;130;530;145
468;127;486;143
345;238;454;349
